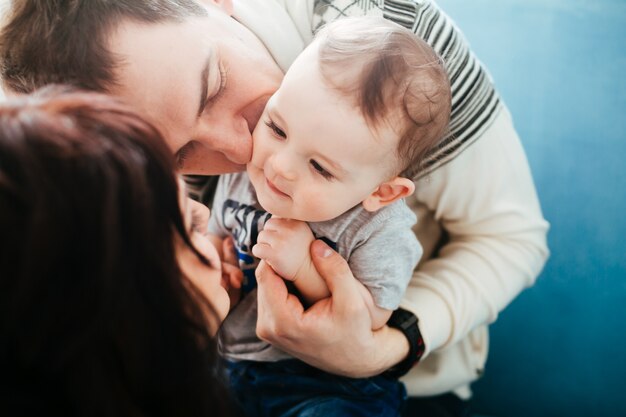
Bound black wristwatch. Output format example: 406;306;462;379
384;308;425;378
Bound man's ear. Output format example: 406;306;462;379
200;0;234;15
362;177;415;212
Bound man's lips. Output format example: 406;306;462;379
265;178;290;198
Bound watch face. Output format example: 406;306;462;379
386;309;424;377
389;308;418;331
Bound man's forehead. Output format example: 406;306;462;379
106;17;214;140
107;15;209;53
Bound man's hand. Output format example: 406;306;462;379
252;217;314;281
255;239;410;378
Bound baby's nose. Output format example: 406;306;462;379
271;152;297;181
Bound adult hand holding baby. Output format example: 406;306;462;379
255;239;410;378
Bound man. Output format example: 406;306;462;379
0;0;549;414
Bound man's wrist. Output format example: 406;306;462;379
383;308;425;378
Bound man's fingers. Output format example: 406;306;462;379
256;260;288;299
255;260;305;342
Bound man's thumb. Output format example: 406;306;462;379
310;239;353;295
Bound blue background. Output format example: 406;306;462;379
435;1;626;416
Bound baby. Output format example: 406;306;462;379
208;16;451;417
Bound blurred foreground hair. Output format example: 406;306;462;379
0;86;231;417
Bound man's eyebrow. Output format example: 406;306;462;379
197;56;211;117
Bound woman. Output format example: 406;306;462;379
0;87;233;416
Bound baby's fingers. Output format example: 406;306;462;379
252;242;273;260
257;228;278;244
263;217;291;232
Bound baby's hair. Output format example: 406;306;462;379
316;17;451;179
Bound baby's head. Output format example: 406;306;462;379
317;17;452;180
248;17;451;222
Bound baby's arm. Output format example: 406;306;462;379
252;218;390;329
354;281;393;329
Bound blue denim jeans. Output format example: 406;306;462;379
226;359;407;417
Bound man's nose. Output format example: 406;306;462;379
196;115;252;165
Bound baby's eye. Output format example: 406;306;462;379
310;159;333;180
265;120;286;139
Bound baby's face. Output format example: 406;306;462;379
247;44;400;222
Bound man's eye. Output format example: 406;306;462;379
208;65;228;105
310;159;333;180
265;120;286;139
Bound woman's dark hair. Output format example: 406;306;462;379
0;87;231;416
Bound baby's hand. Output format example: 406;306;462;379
252;217;315;281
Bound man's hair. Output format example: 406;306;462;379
0;87;231;416
0;0;206;93
316;17;451;179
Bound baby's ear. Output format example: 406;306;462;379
362;177;415;212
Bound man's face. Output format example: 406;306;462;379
107;4;283;174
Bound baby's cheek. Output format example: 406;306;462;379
299;190;342;222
